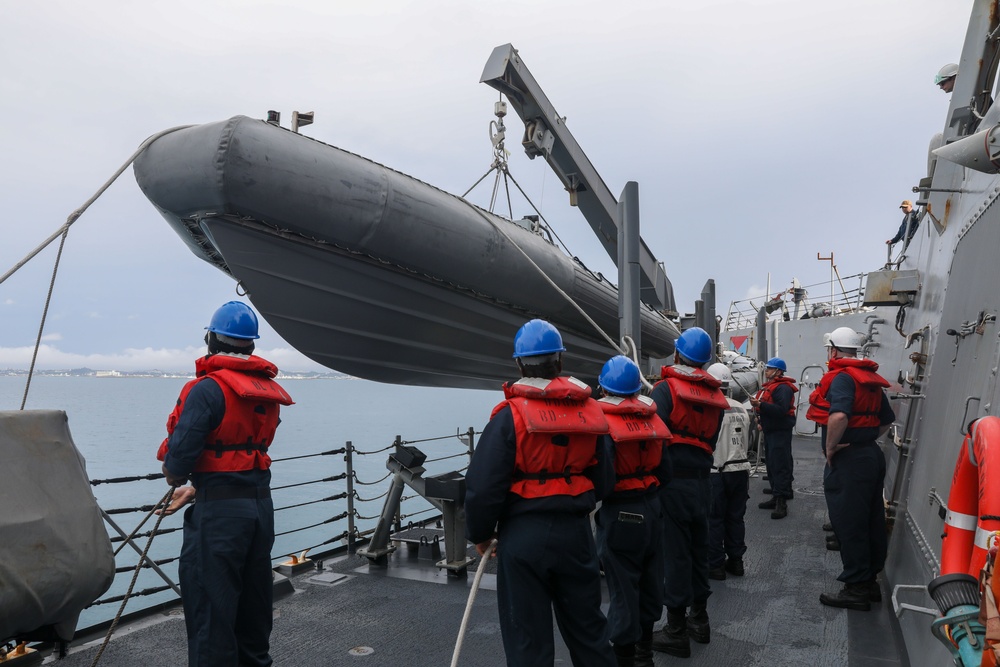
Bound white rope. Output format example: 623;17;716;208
462;202;624;355
450;539;497;667
621;335;655;392
0;124;194;287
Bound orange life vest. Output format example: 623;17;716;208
655;365;729;455
598;394;671;493
755;376;798;418
157;354;294;473
805;357;888;427
492;376;609;499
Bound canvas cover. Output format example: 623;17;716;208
0;410;114;641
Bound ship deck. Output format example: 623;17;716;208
44;434;906;667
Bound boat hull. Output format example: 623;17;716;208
134;116;678;388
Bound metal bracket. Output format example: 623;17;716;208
892;584;939;618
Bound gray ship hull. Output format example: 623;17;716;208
133;116;678;389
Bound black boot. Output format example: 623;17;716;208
613;642;635;667
708;564;726;580
826;535;840;551
758;497;777;509
634;640;654;667
762;487;773;494
819;583;872;611
651;611;690;657
771;497;787;520
724;558;744;576
687;604;710;644
822;522;834;532
869;578;882;603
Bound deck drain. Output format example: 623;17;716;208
349;646;375;656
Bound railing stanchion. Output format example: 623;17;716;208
393;435;403;533
345;440;356;554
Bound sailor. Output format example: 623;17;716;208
156;301;293;666
935;63;958;93
750;357;798;520
807;326;894;612
648;327;728;658
593;356;672;667
705;363;751;580
885;200;921;251
464;319;617;667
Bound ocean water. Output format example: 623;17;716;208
1;375;503;630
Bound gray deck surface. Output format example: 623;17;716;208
45;435;906;666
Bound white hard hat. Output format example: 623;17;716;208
824;326;864;350
935;63;959;85
706;362;732;387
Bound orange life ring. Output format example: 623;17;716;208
941;416;1000;577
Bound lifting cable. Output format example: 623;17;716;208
89;487;175;667
460;97;678;367
0;125;194;409
464;201;622;355
450;538;497;667
462;98;607;283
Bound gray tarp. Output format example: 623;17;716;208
0;410;114;641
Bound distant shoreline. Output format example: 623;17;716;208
0;369;348;380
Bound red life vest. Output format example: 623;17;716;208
157;354;294;473
493;376;609;499
755;376;799;418
805;357;888;427
655;365;729;455
598;394;672;493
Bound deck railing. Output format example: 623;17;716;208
84;427;479;634
723;272;868;331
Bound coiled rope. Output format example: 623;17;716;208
0;125;194;409
450;539;498;667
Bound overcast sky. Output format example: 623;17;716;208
0;0;969;374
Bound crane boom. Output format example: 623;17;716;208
480;43;676;316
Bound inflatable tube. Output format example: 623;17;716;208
942;416;1000;577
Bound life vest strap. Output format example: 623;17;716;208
513;466;584;484
205;442;269;457
717;458;749;472
671;426;713;446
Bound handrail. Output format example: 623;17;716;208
724;272;869;331
83;426;481;632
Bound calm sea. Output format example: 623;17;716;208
1;375;503;629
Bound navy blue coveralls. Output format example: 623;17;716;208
648;381;724;614
822;374;895;585
758;382;796;500
464;403;617;667
163;379;275;667
595;433;671;649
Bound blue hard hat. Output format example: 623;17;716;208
675;327;712;365
599;356;643;396
513;319;565;358
765;357;787;372
205;301;260;340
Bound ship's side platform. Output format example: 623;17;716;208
46;434;906;666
